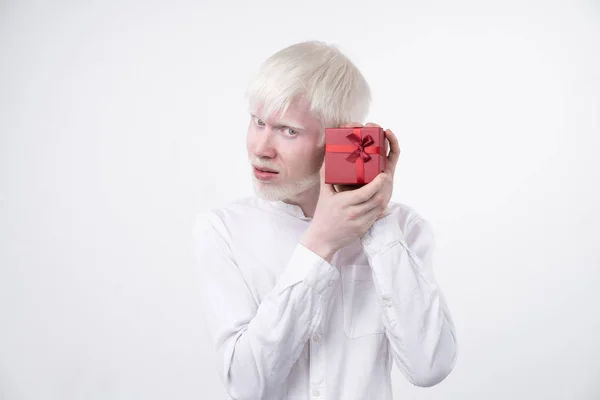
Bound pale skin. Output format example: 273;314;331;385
247;100;401;262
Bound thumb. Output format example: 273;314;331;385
319;159;336;196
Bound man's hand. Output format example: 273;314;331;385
300;122;401;262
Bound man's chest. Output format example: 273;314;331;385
229;221;386;339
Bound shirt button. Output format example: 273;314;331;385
313;389;320;397
312;334;321;342
328;280;333;287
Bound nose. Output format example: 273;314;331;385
252;129;276;159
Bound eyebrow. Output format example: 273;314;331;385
250;113;306;132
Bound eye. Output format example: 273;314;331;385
253;116;265;126
283;127;298;136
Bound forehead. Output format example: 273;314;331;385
253;98;320;130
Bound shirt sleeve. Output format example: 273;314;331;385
192;211;340;400
360;212;458;387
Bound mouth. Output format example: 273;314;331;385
252;165;280;181
253;166;279;174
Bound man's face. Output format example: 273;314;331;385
246;98;324;201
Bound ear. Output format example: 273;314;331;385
319;158;336;196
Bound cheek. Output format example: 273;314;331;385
245;128;255;152
291;148;322;174
310;146;325;167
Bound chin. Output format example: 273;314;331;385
252;174;319;201
252;181;293;201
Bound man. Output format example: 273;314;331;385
193;40;457;400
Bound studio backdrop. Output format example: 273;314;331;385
1;0;599;399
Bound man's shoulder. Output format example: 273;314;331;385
386;200;432;230
203;196;259;215
193;196;263;229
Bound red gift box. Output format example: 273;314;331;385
324;127;387;185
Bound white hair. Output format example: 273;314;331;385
244;40;372;132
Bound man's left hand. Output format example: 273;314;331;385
334;122;401;220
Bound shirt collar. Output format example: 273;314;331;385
260;198;313;221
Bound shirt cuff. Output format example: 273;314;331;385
361;212;405;255
273;244;340;296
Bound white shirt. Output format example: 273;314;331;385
192;196;457;400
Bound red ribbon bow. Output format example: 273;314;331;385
345;133;375;163
325;128;381;184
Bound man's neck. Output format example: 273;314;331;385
283;184;320;219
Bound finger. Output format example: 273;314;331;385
377;204;389;220
349;195;380;216
356;202;383;226
342;172;387;205
351;183;390;217
364;122;381;128
385;129;401;170
319;159;336;195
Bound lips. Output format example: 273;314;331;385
254;166;279;174
252;165;280;181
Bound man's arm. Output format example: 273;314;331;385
360;212;458;387
192;211;340;400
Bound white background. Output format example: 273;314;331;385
1;0;599;399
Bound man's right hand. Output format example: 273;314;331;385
300;126;390;262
